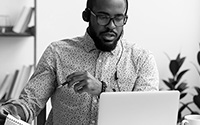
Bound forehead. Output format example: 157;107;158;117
93;0;126;14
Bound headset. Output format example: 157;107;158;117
82;0;129;22
82;0;128;91
82;8;90;22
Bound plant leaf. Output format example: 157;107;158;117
197;51;200;66
194;86;200;95
176;53;181;61
178;103;188;123
178;57;186;69
162;80;174;90
164;52;171;61
191;62;200;76
177;110;183;123
179;92;187;99
170;60;179;77
172;81;178;87
193;95;200;109
179;103;187;113
176;82;188;92
191;112;200;115
168;78;175;83
176;69;189;83
168;78;178;86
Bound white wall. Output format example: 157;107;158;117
37;0;87;57
37;0;200;116
0;0;34;82
37;0;200;88
126;0;200;89
1;0;199;119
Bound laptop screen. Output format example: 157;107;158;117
97;91;180;125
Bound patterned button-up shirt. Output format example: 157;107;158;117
9;32;159;125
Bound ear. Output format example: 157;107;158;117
124;16;128;25
82;9;90;22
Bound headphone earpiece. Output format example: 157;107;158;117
82;8;90;22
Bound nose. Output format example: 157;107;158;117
106;19;116;29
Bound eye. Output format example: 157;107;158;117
114;16;124;21
98;15;110;20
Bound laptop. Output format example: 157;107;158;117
97;91;180;125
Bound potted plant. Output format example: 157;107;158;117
191;43;200;113
162;53;190;123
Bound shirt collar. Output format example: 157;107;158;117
82;31;122;56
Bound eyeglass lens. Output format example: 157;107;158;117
97;16;125;26
89;9;126;27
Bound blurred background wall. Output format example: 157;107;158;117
1;0;200;119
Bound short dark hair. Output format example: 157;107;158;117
86;0;128;15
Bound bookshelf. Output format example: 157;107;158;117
0;1;37;68
0;27;35;37
0;0;46;125
0;32;32;36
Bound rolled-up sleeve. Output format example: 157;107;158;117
8;44;57;123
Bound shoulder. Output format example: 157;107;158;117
122;39;153;58
122;39;157;71
46;36;84;52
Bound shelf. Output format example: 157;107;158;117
0;26;35;37
0;32;33;37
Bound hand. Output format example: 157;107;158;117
66;71;102;96
0;103;20;124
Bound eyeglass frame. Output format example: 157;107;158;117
88;8;128;27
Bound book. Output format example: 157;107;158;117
13;6;34;33
0;74;7;88
0;74;9;99
5;70;19;100
0;71;18;100
14;65;33;99
0;74;9;91
5;114;30;125
28;65;34;80
9;66;26;99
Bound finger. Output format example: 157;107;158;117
67;72;86;88
73;81;87;93
66;71;84;81
77;85;87;94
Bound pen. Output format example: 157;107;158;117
57;81;68;89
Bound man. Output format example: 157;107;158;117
0;0;159;124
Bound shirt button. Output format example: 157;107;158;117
92;120;95;124
99;59;102;63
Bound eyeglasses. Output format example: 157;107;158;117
88;9;128;27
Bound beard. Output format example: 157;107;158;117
87;27;123;52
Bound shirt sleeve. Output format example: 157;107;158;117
7;43;57;123
133;50;159;91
